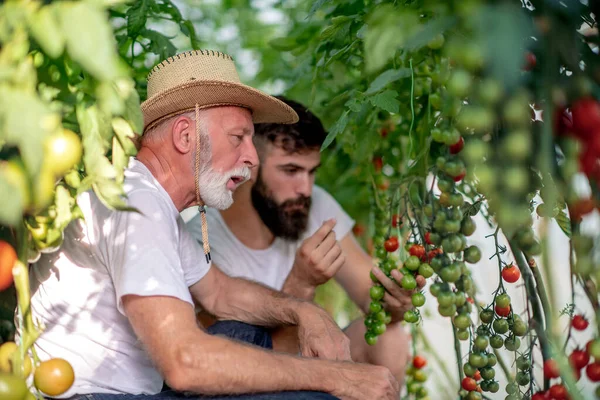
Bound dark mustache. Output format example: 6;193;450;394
281;195;311;210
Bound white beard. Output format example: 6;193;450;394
198;165;250;210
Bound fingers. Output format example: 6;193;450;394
321;242;344;272
372;268;404;299
416;274;427;289
304;218;336;249
313;230;337;259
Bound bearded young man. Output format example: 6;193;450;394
186;97;426;386
27;52;399;400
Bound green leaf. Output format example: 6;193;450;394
0;177;24;226
59;2;121;81
555;209;572;238
126;0;149;38
180;20;201;50
403;16;457;51
112;118;139;157
142;29;177;60
53;185;74;231
112;136;127;184
463;200;483;218
321;111;349;151
366;69;411;94
369;90;400;114
28;4;65;59
93;179;138;212
307;0;331;20
77;104;115;179
364;6;419;73
0;86;55;175
269;37;299;51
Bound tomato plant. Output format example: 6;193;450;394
34;358;75;396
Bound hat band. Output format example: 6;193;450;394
143;102;252;133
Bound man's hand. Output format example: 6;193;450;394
370;267;426;323
296;302;352;361
282;219;345;300
329;363;400;400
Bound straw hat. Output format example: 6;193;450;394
141;50;299;132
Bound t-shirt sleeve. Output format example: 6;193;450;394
309;185;355;240
178;216;212;287
107;190;195;315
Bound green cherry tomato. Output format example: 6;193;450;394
464;246;482;263
430;283;443;297
512;320;528;337
487;353;497;367
404;310;419;323
480;367;495;381
369;301;383;313
461;217;476;236
469;352;488;368
365;332;378;346
453;314;472;329
516;355;530;370
439;264;461;283
401;274;418;290
504;335;521;351
516;371;530;386
370;285;385;301
370;271;379;283
463;363;477;377
480;309;494;324
438;304;457;317
506;381;518;394
493;319;509;334
457;329;470;341
488;381;499;393
412;292;426;307
495;293;511;308
405;256;421;271
418;263;434;278
373;322;387;336
454;291;467;306
474;335;489;351
437;291;455;307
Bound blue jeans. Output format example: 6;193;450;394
71;321;338;400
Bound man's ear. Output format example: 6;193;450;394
171;115;194;154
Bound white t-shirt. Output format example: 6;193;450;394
29;158;211;397
185;185;354;291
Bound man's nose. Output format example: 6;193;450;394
296;174;312;197
242;137;259;169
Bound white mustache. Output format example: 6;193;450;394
224;166;251;183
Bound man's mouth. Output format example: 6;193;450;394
230;176;245;184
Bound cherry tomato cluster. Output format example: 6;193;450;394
0;340;75;399
404;355;429;399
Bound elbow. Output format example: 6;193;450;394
163;347;196;392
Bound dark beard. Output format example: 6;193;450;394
251;176;311;241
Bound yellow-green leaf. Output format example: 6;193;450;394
28;5;65;59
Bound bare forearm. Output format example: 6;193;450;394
207;275;310;328
281;273;315;301
171;332;336;395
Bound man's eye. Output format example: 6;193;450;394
284;169;297;175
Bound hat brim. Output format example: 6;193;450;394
141;80;298;131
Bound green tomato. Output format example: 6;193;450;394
427;33;445;49
469;352;488;368
418;263;434;278
373;322;387;336
454;291;467;306
512;320;528;337
461;217;476;236
449;193;465;207
405;255;421;271
478;79;503;105
447;69;472;98
439;264;461;283
401;274;418;290
375;247;387;260
438;304;457;317
480;367;495;381
430;283;443;297
487;381;499;393
516;355;530;370
370;285;385;301
506;381;518;394
495;293;511;308
456;328;470;341
404;310;419;323
504;335;521;351
464;246;482;263
443;219;462;233
463;363;477;377
412;292;426;307
474;335;489;351
487;353;497;367
437;291;455;307
365;332;378;346
480;309;494;324
516;371;530;386
369;301;383;313
493;319;509;334
453;314;472;329
437;177;454;193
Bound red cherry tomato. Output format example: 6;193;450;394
0;241;17;292
449;137;464;154
549;384;568;400
409;244;426;259
461;377;477;391
572;96;600;139
494;305;511;317
384;237;399;252
391;214;401;228
412;355;427;369
572;314;589;331
586;362;600;382
523;52;537;71
569;348;590;370
473;370;481;381
544;359;560;380
453;171;466;182
501;264;521;283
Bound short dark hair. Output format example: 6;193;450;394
254;96;327;153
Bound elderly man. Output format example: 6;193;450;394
28;51;398;400
187;97;425;386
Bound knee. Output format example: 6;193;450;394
207;320;273;349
